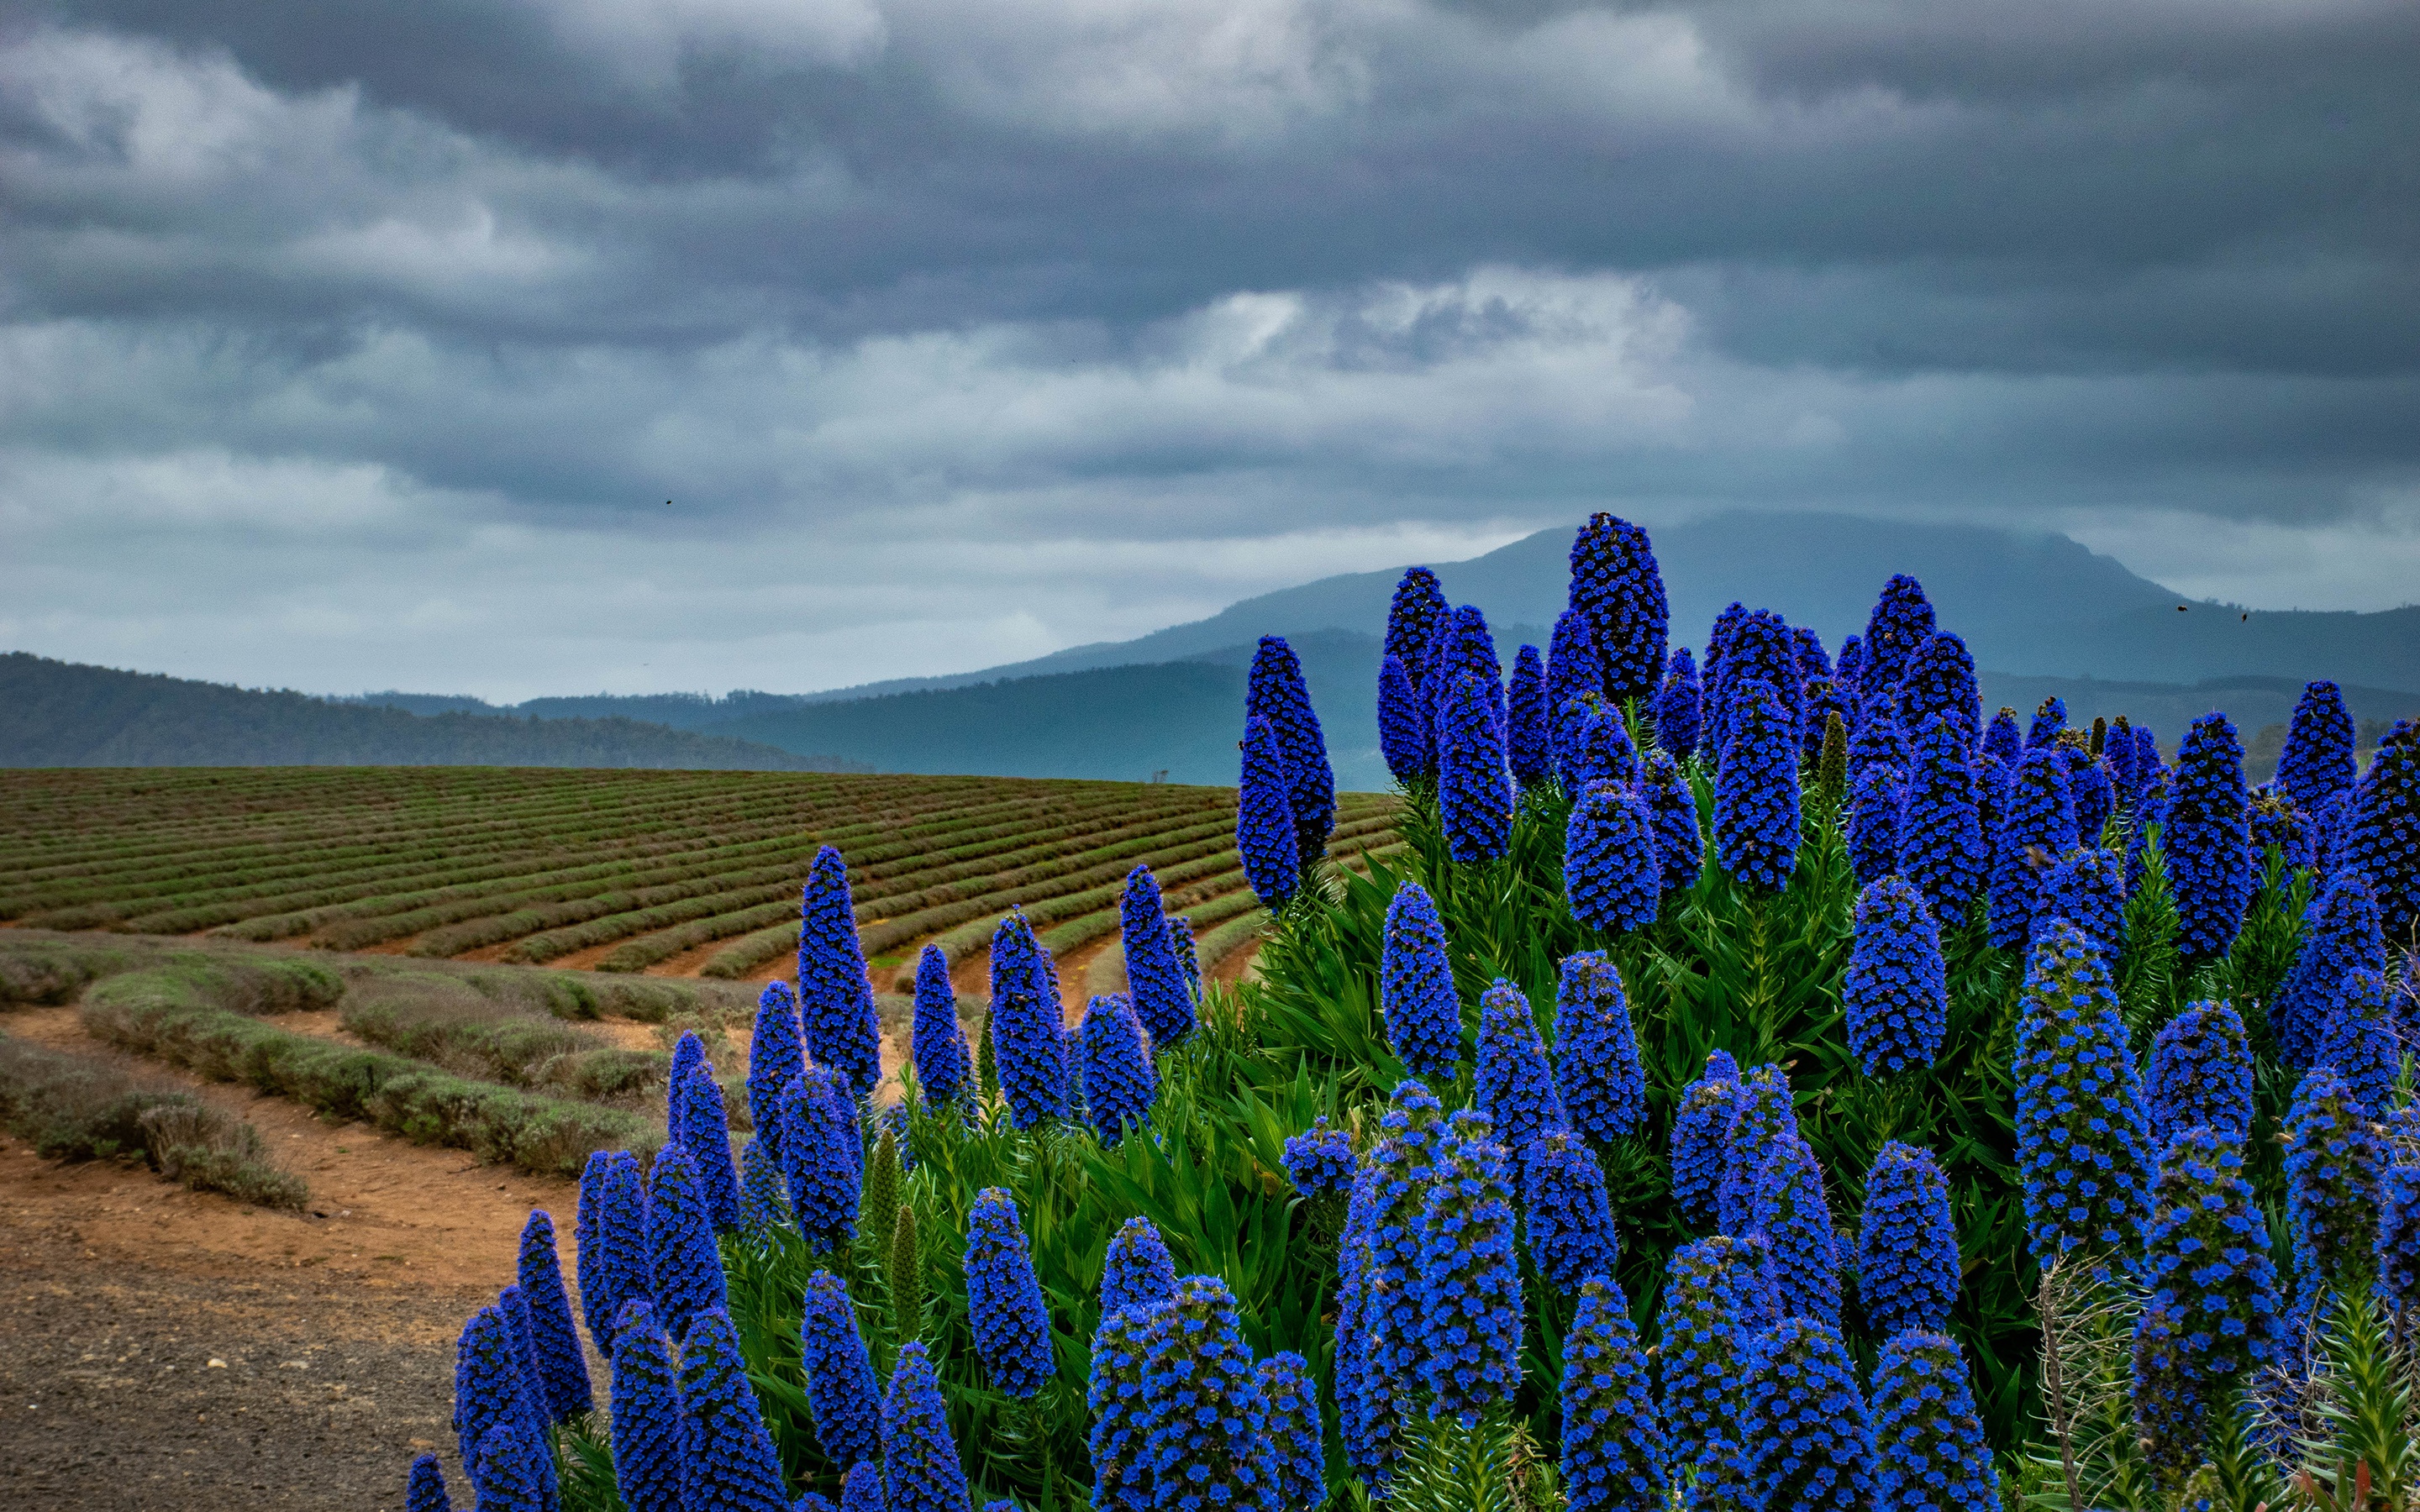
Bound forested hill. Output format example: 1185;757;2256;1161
0;654;866;771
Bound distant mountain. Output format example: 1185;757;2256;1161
1;654;867;771
771;511;2420;699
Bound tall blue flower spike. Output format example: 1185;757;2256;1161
516;1210;592;1421
1713;677;1802;892
1989;747;2079;951
2277;679;2358;816
2037;846;2124;953
1439;671;1513;864
1566;512;1670;703
1475;979;1570;1156
1896;631;1981;746
646;1140;730;1341
1857;1142;1961;1339
2014;922;2152;1273
2131;1126;2286;1485
2317;968;2402;1116
799;1271;884;1473
1847;762;1905;888
883;1343;975;1512
406;1454;453;1512
1655;648;1702;759
988;909;1068;1128
1718;1064;1798;1239
1870;1332;2002;1512
2026;697;2068;750
780;1068;861;1248
1520;1130;1620;1294
1639;749;1704;900
747;980;808;1161
911;944;972;1104
2166;712;2253;958
965;1187;1055;1399
1089;1302;1157;1512
675;1058;744;1234
1237;714;1302;908
1416;1111;1525;1419
1657;1239;1749;1502
1564;781;1660;933
1383;567;1449;685
1258;1352;1326;1512
1120;864;1196;1049
1078;992;1158;1144
1740;1318;1878;1512
2145;1000;2254;1148
1378;654;1431;784
1552;951;1647;1143
1898;714;1988;929
2283;1067;2383;1314
1379;880;1462;1078
2275;871;2388;1069
1560;1274;1665;1512
798;845;884;1101
1102;1215;1181;1320
1546;609;1606;754
1246;635;1337;873
1754;1138;1842;1326
1670;1051;1741;1229
1138;1273;1281;1512
1507;643;1555;790
1859;574;1936;699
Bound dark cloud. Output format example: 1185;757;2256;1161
0;0;2413;699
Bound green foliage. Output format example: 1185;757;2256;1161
2281;1288;2418;1512
2115;841;2183;1049
1375;1409;1555;1512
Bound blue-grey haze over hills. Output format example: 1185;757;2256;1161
13;512;2414;787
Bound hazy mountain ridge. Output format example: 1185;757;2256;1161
2;654;868;771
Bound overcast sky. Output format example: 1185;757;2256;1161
3;0;2414;701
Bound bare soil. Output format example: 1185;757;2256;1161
0;1007;571;1512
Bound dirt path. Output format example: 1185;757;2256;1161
0;1007;580;1511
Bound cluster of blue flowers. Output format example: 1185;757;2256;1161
1551;952;1647;1143
1753;1138;1842;1326
1238;714;1302;907
2283;1068;2382;1311
780;1067;861;1248
2318;968;2403;1115
1474;979;1569;1156
965;1188;1055;1399
1560;1276;1667;1512
1416;1110;1525;1418
2037;846;2123;953
1101;1215;1180;1319
1638;750;1703;898
2276;679;2357;815
1139;1274;1281;1512
1437;670;1512;864
1377;654;1429;784
1896;631;1980;743
646;1140;731;1338
1257;1352;1325;1512
1857;1142;1961;1340
1846;763;1904;888
987;910;1067;1127
2012;922;2151;1270
1988;748;2078;951
1842;874;1949;1076
2275;872;2387;1068
745;980;808;1157
1669;1051;1740;1228
1547;608;1605;738
1281;1116;1355;1199
1858;574;1936;698
798;1270;884;1471
1655;648;1702;757
1078;993;1157;1144
1713;679;1802;891
1897;714;1987;927
885;1342;976;1512
2144;1000;2254;1147
1120;865;1196;1047
1869;1333;2001;1512
673;1049;744;1231
1741;1319;1877;1511
515;1211;591;1420
1247;635;1337;872
798;846;885;1100
1566;512;1670;702
1378;881;1461;1077
1519;1131;1619;1294
680;1309;795;1511
2165;713;2254;958
1717;1065;1798;1239
1507;643;1555;790
911;944;972;1104
576;1150;646;1344
1565;780;1660;932
1655;1239;1749;1500
2131;1126;2285;1485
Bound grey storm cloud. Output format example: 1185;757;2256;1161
0;0;2414;701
